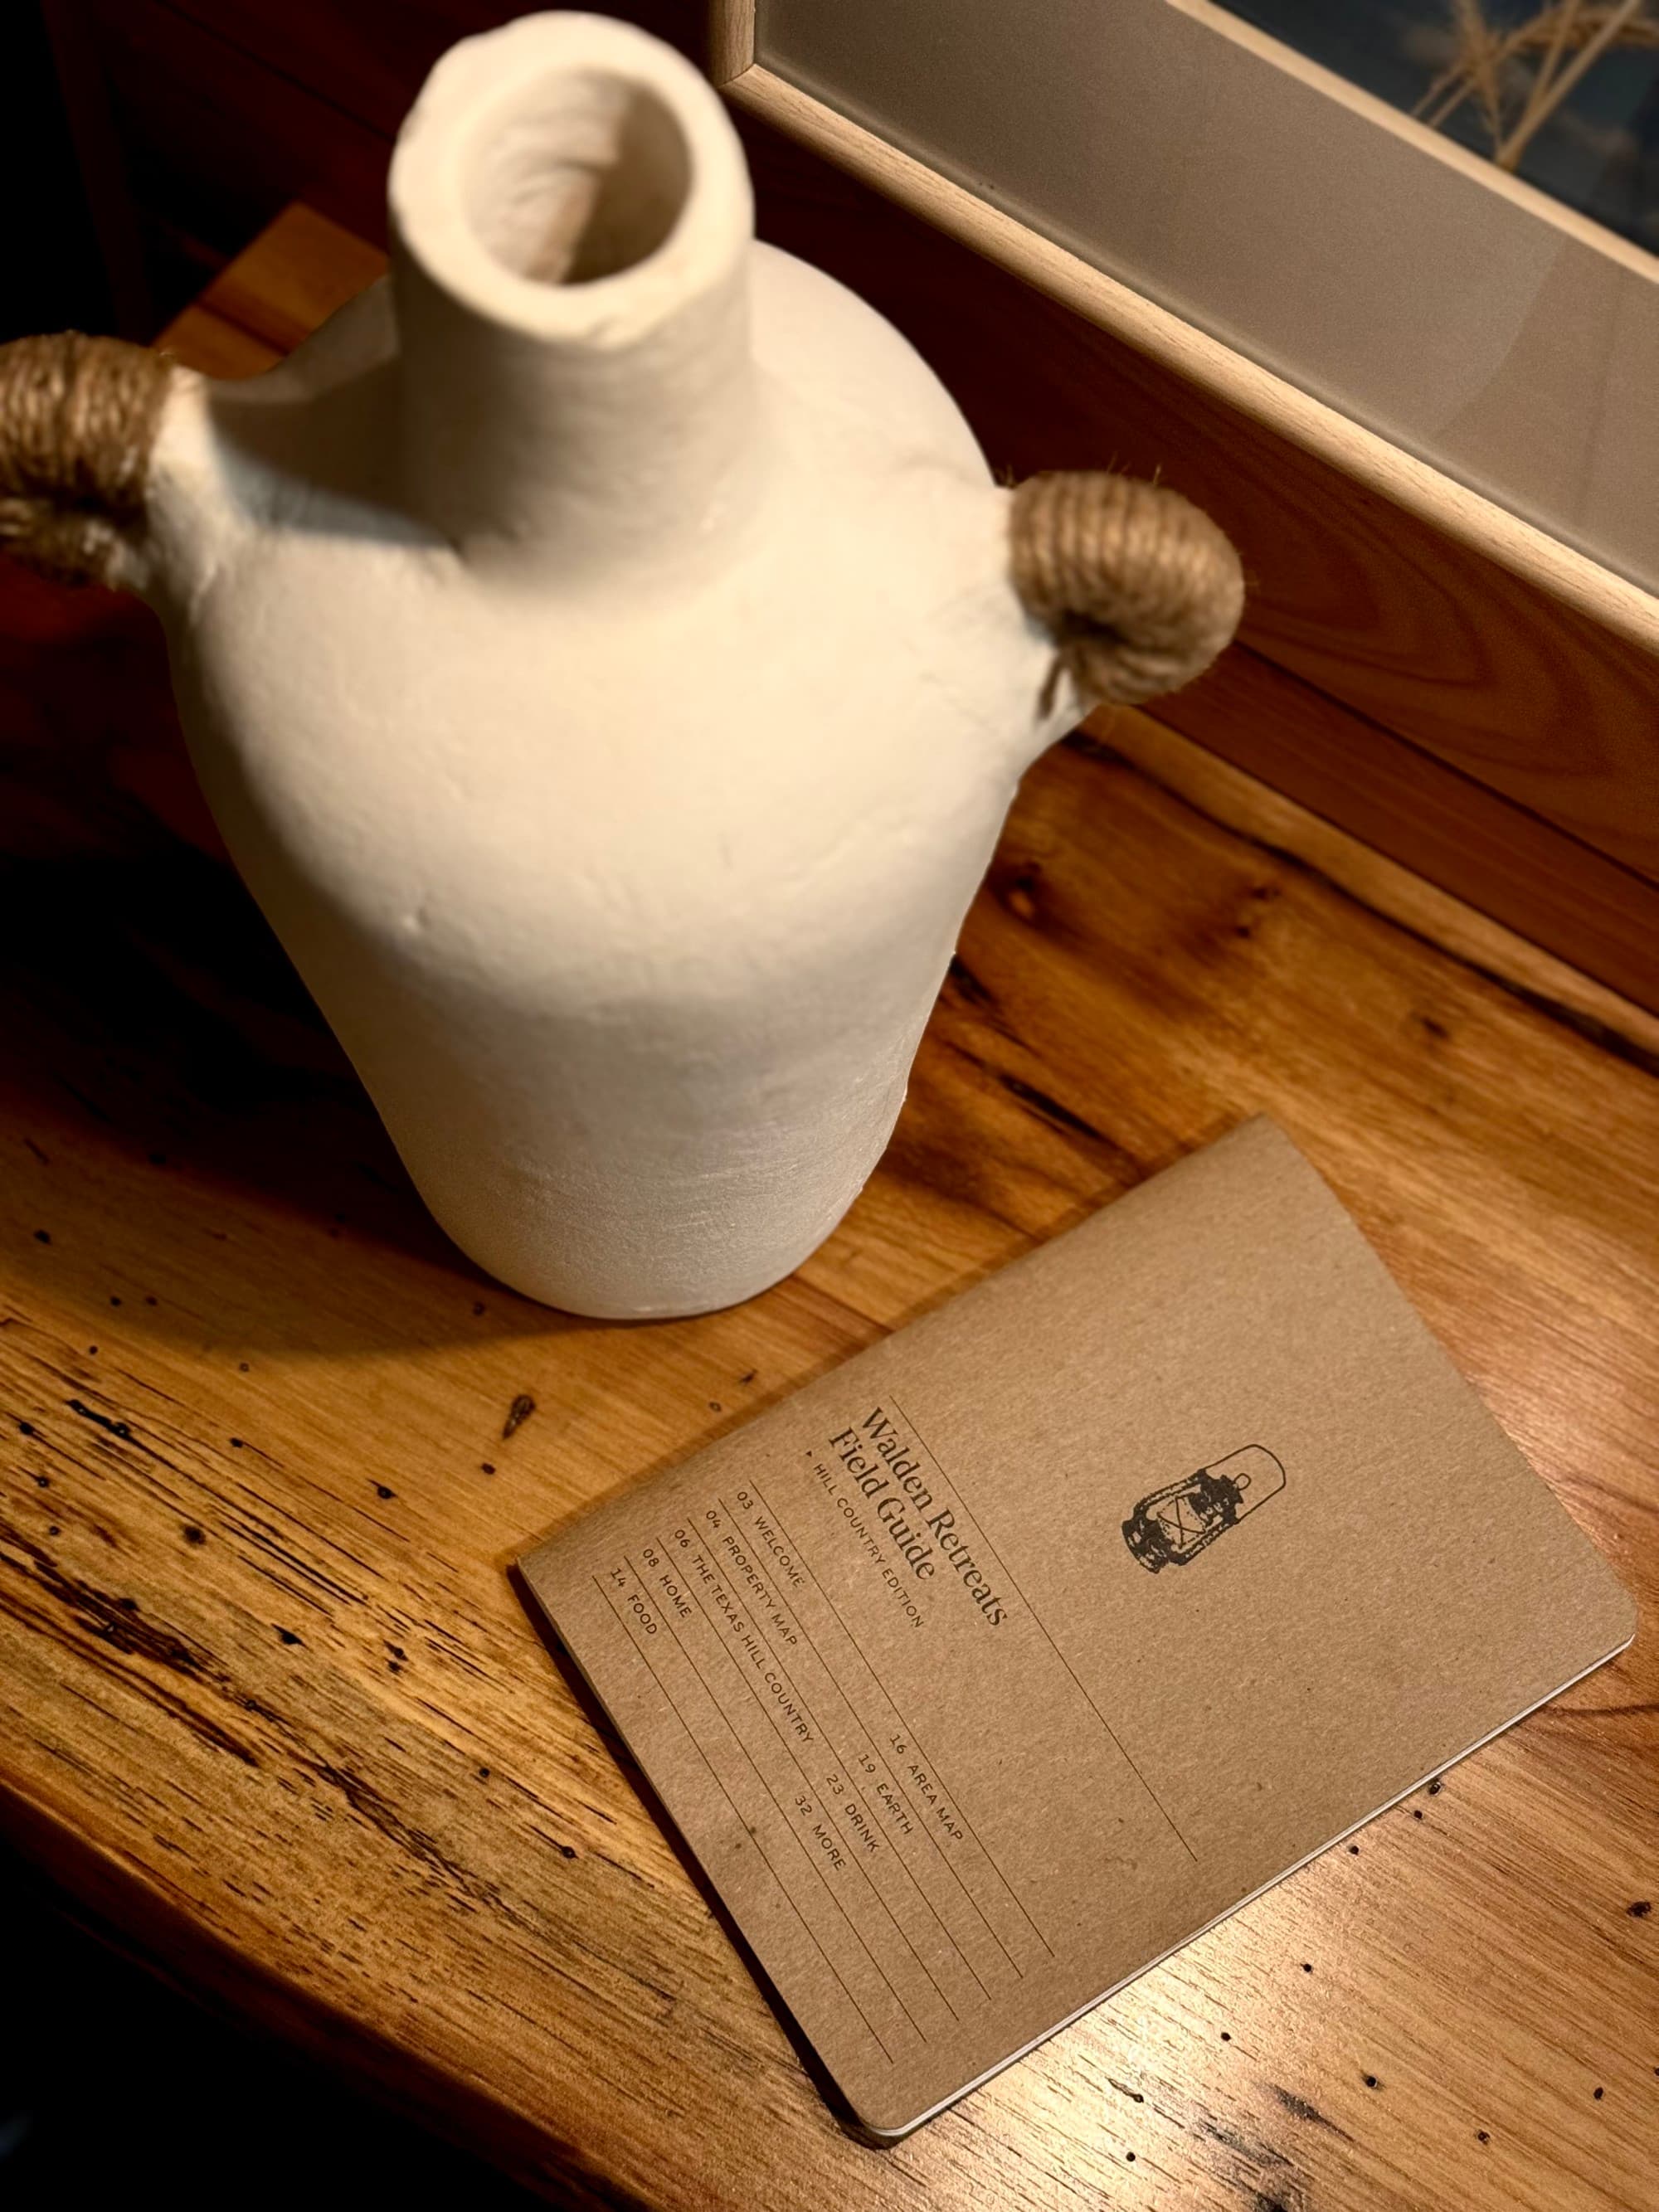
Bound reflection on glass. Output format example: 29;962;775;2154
1219;1;1659;251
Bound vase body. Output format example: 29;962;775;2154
136;13;1074;1315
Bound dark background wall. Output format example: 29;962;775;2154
7;0;704;341
2;1841;545;2207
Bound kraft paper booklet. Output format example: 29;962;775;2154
518;1118;1635;2139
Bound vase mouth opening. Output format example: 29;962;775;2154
465;71;692;289
390;15;752;345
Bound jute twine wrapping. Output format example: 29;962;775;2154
1010;470;1244;712
0;333;173;586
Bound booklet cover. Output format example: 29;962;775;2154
518;1119;1635;2138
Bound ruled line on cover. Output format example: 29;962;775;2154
654;1529;980;2015
589;1572;896;2064
641;1539;965;2025
710;1490;1008;1995
747;1479;1054;1960
628;1550;928;2045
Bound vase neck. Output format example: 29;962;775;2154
388;15;757;578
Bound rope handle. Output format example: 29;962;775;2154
1010;470;1245;712
0;333;174;587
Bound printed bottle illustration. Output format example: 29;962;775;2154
1122;1445;1286;1572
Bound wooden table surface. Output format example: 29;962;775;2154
2;207;1656;2212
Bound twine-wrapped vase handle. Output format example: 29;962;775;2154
1010;470;1245;712
0;333;174;588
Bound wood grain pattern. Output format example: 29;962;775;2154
191;202;389;355
2;209;1657;2212
708;0;754;85
1159;645;1659;1018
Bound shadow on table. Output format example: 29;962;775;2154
1;568;581;1357
0;1840;565;2211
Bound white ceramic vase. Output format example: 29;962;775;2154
1;13;1242;1317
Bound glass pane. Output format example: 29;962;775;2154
1219;1;1659;252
